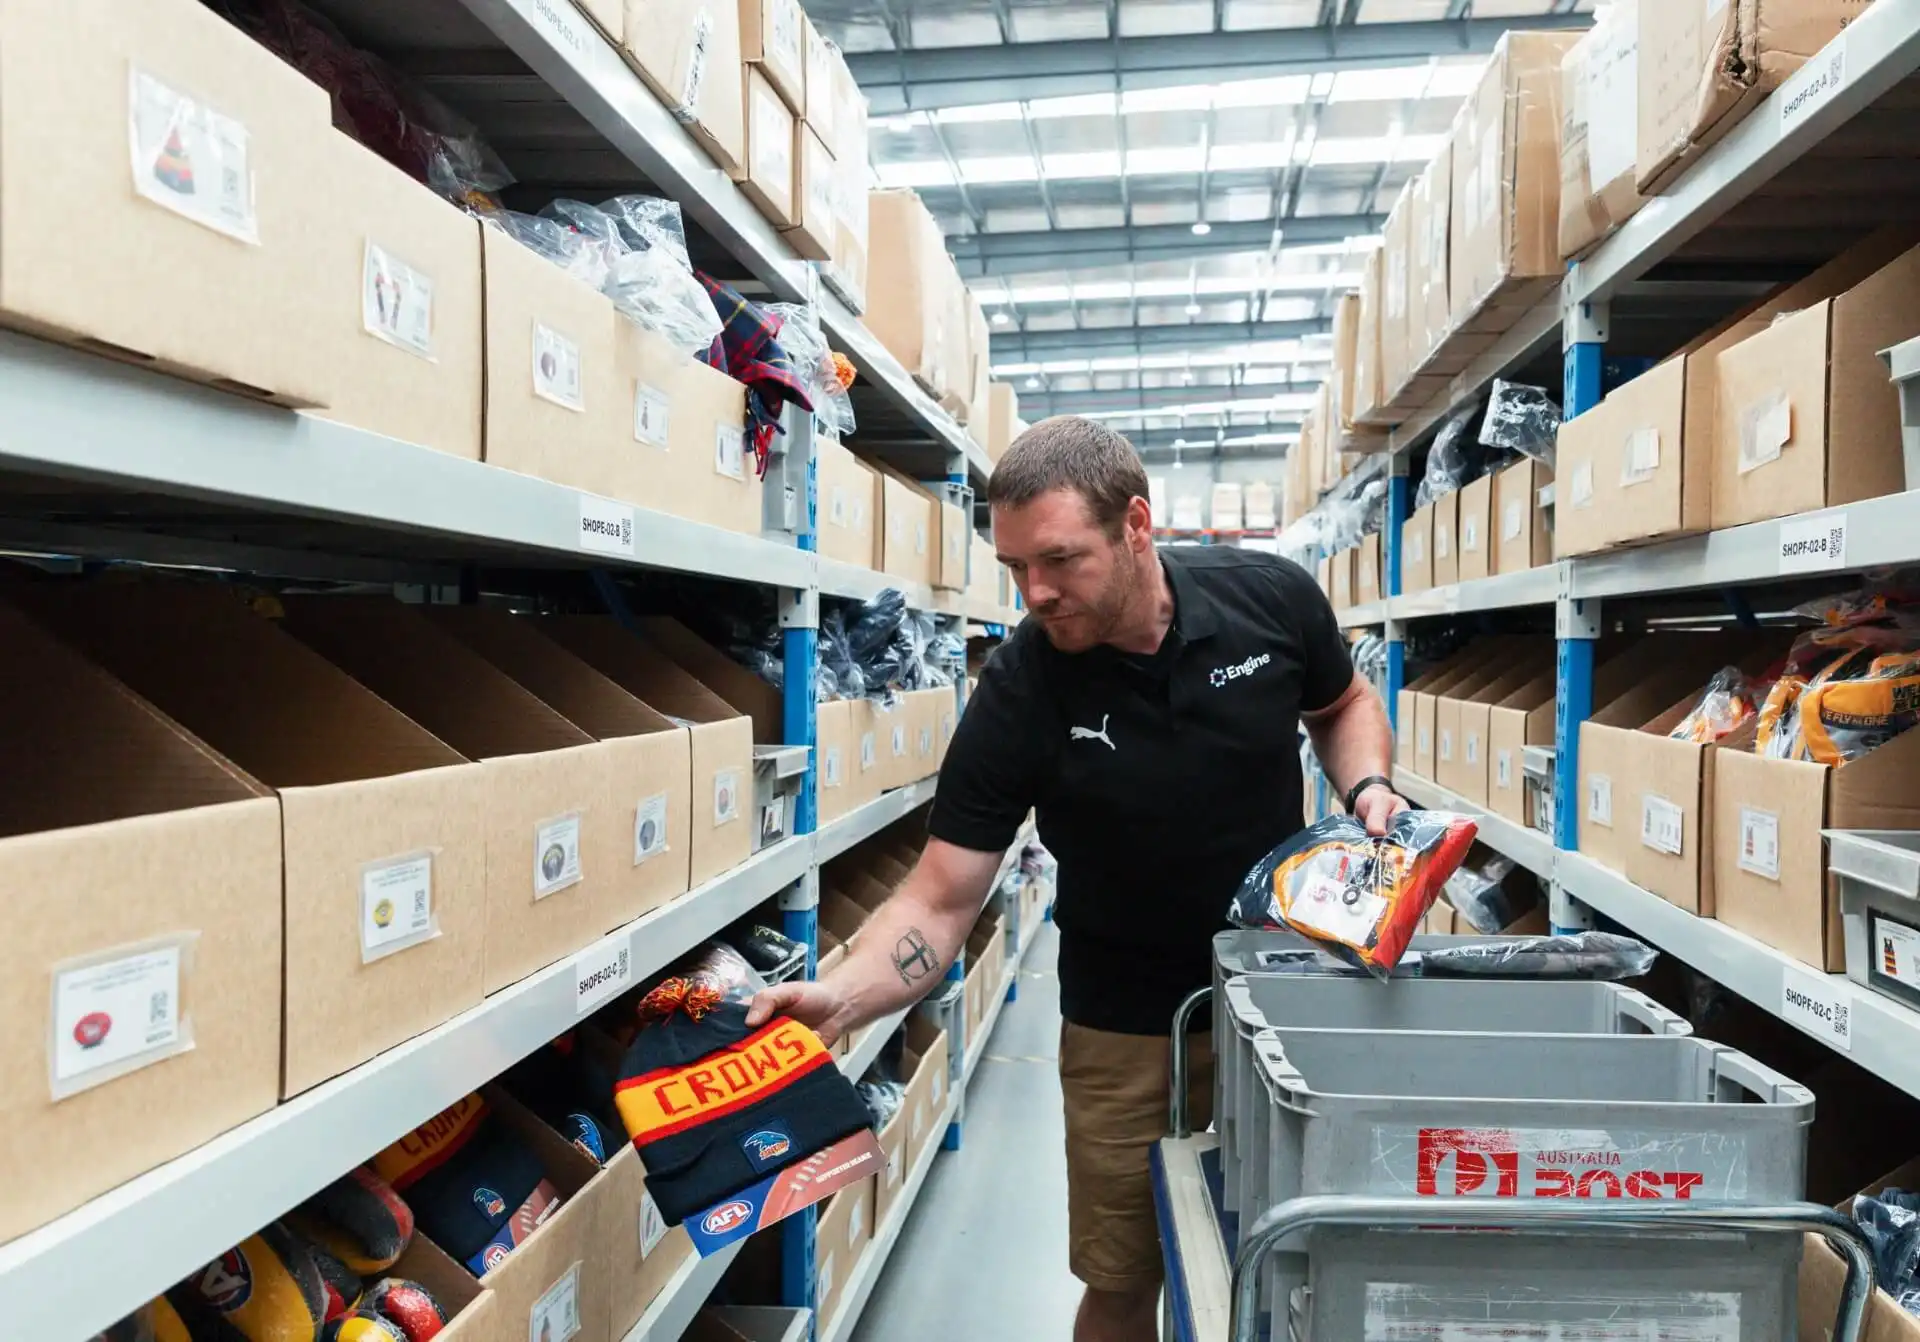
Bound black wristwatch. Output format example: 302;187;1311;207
1342;774;1397;814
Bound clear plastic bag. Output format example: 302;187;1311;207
845;590;912;701
1414;402;1485;508
820;608;867;701
634;940;769;1025
1756;585;1920;764
1443;854;1535;936
519;197;722;356
857;1078;908;1129
1669;667;1763;743
768;303;856;436
1420;932;1658;980
1478;379;1562;470
1229;811;1480;978
489;210;606;287
601;194;696;270
1854;1187;1920;1316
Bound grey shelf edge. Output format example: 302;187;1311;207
817;558;938;611
1569;0;1920;304
622;1238;747;1342
1390;564;1564;619
963;947;1021;1087
1338;600;1387;629
1386;296;1562;455
1390;767;1556;879
1555;851;1920;1104
815;778;941;863
0;835;814;1342
0;331;815;590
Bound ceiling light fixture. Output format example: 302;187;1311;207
1185;301;1203;316
1191;221;1212;236
991;311;1010;325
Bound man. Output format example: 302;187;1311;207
749;417;1402;1341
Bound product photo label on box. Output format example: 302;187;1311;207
51;943;186;1092
824;745;843;787
534;813;584;898
761;794;787;845
714;768;742;826
683;1128;884;1256
860;732;876;771
1870;912;1920;1005
362;242;436;358
361;853;436;961
715;425;746;480
129;70;258;244
1640;795;1684;856
634;792;670;864
528;1262;582;1342
633;383;672;447
1439;729;1453;763
1737;807;1780;880
639;1191;669;1257
891;725;907;759
1496;750;1513;790
1587;774;1612;827
1621;427;1660;486
1738;393;1792;473
532;324;585;410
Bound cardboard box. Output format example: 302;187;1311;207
1450;32;1579;330
739;0;805;113
1443;646;1556;803
987;382;1022;462
621;0;744;173
803;15;836;148
848;698;884;807
734;68;797;229
936;498;969;592
1713;723;1920;973
611;320;760;536
903;1015;951;1169
815;698;855;823
421;606;695;928
0;601;282;1244
1636;0;1857;195
1357;533;1382;603
1433;654;1535;797
315;133;484;460
539;618;756;887
1380;182;1415;402
1712;239;1920;530
813;1175;875;1332
1558;7;1644;260
278;597;613;996
572;0;623;40
1431;492;1460;589
781;122;836;261
866;190;956;401
386;1236;498;1341
1799;1160;1920;1342
636;617;781;745
1330;548;1355;613
1488;670;1557;825
871;1084;912;1231
1456;474;1493;583
602;1144;693;1340
1401;504;1433;594
817;436;882;568
880;469;937;587
481;228;624;492
827;83;871;312
1494;459;1553;574
11;583;488;1099
1414;146;1453;366
936;273;976;423
1401;641;1516;779
1352;250;1389;426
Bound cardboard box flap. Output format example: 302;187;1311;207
1831;730;1920;832
279;597;594;760
5;581;467;786
0;600;270;838
636;617;782;744
538;617;747;728
420;606;679;741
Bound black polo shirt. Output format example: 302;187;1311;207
929;546;1355;1034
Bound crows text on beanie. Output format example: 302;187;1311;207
170;1223;328;1341
614;983;871;1225
290;1166;415;1275
374;1094;561;1276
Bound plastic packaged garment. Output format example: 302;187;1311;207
1758;630;1920;765
819;608;868;701
767;303;857;437
1854;1187;1920;1316
1229;812;1480;978
1413;401;1486;508
857;1078;908;1129
1478;379;1562;470
632;941;769;1029
844;590;912;701
1669;666;1763;743
1442;853;1533;935
729;924;806;979
698;274;815;478
1420;932;1658;980
525;197;722;356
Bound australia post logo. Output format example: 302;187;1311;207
1413;1128;1709;1200
1209;652;1271;688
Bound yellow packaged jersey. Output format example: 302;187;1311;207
1794;648;1920;765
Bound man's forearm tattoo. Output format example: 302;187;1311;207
894;928;941;985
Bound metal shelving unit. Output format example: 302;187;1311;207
1391;768;1554;878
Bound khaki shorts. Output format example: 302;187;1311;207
1059;1020;1215;1294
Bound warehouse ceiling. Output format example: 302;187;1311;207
813;0;1590;454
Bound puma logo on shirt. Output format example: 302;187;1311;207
1070;713;1116;751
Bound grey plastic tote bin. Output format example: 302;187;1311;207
1216;973;1690;1220
1248;1027;1812;1340
1826;828;1920;1011
1881;334;1920;490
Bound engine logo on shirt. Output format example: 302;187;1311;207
1209;652;1272;688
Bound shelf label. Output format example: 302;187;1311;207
577;493;636;557
1640;794;1684;856
528;1263;582;1342
574;938;632;1016
1778;511;1847;575
1738;807;1781;880
1781;968;1851;1051
529;0;589;53
1780;32;1847;134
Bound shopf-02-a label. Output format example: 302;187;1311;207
1369;1125;1749;1202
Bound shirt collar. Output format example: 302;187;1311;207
1159;548;1219;642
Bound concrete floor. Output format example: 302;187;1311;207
852;920;1083;1342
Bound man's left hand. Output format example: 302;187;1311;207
1352;783;1408;837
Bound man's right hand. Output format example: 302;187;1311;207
745;977;861;1046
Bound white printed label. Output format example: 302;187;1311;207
574;938;632;1016
633;383;671;447
860;732;876;771
1641;794;1684;856
1461;515;1480;554
1439;729;1454;763
528;1264;582;1342
678;11;714;120
911;1105;927;1142
1570;460;1596;509
829;485;848;526
534;814;583;898
713;768;742;825
770;0;803;69
886;1145;904;1187
638;1193;668;1257
892;724;907;758
529;0;588;52
1782;967;1851;1051
932;1068;946;1106
1290;874;1389;945
853;498;868;530
942;712;956;741
532;324;584;411
634;793;669;865
1621;426;1660;486
1418;727;1431;753
1778;511;1848;574
1495;750;1513;790
750;85;790;193
129;70;258;244
1435;526;1451;560
1871;914;1920;987
362;242;435;358
917;726;933;757
1738;392;1791;473
1587;773;1612;827
1364;1283;1740;1341
578;493;636;557
715;424;747;480
807;147;835;227
849;1194;866;1243
1502;499;1524;541
1780;33;1847;133
1465;733;1480;765
824;746;844;787
915;521;929;556
1409;534;1425;563
361;855;434;957
1737;807;1780;880
817;1252;836;1308
52;947;183;1085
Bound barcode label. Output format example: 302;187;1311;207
1640;794;1684;856
1587;773;1612;827
361;854;434;958
1778;512;1848;575
1738;807;1781;880
1782;968;1851;1051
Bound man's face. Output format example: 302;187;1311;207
993;488;1143;653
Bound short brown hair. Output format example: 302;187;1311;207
986;416;1150;535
